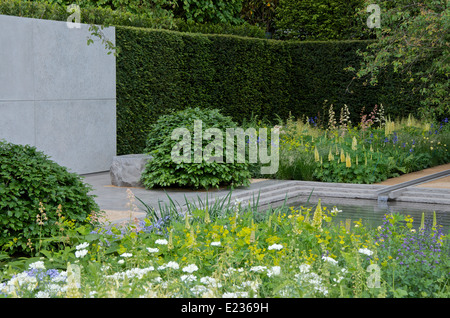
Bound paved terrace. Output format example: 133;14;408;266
81;163;450;226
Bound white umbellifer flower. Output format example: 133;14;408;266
118;259;125;264
322;256;338;265
120;253;133;258
35;291;50;298
75;242;89;250
190;285;209;296
158;261;179;270
358;248;373;256
75;249;88;258
331;207;342;213
267;266;281;277
298;264;311;273
182;264;199;273
166;261;179;269
155;239;168;245
200;276;222;288
147;247;159;253
28;261;46;270
180;275;197;283
268;243;283;251
250;266;267;273
210;241;221;246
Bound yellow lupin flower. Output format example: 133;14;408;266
346;153;351;167
328;148;334;161
352;136;357;150
340;149;346;163
314;147;320;162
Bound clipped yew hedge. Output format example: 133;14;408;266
116;26;424;154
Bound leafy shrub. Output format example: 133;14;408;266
273;0;370;40
140;108;252;189
0;140;101;256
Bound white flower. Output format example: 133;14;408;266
331;207;342;213
147;247;159;253
118;259;125;264
200;276;222;288
268;243;283;251
210;241;221;246
358;248;373;256
322;256;338;265
158;261;179;270
267;266;281;277
155;239;168;245
28;261;46;270
35;291;50;298
182;264;199;273
180;275;197;283
250;266;267;273
75;242;89;250
120;253;133;258
299;264;311;273
75;249;88;258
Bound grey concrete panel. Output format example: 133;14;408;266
0;15;35;101
32;18;116;101
34;99;116;174
0;101;35;145
0;15;116;174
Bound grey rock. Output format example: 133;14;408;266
110;154;152;187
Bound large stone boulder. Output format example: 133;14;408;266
110;154;152;187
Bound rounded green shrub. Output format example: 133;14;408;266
141;107;252;189
0;140;101;256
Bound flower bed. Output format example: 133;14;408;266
1;196;448;298
272;106;450;183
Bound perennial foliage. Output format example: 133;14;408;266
0;140;102;256
1;194;448;298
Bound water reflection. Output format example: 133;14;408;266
287;197;450;234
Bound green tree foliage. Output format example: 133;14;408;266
241;0;278;33
273;0;371;40
44;0;176;18
172;0;244;25
350;0;449;119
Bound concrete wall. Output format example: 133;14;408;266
0;14;116;174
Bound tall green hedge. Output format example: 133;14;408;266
116;26;424;154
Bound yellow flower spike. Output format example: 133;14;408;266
419;212;425;231
185;214;190;229
314;147;320;162
328;148;334;161
346;153;351;168
312;199;323;229
335;144;339;155
204;208;211;224
168;229;174;250
340;149;346;163
352;136;357;150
